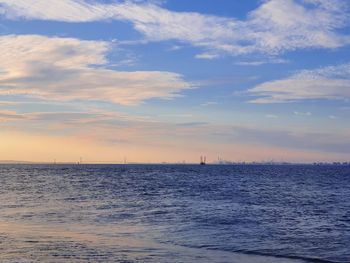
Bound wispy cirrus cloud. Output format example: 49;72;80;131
0;109;25;122
236;58;289;66
0;35;191;105
0;0;349;56
248;63;350;103
0;109;141;125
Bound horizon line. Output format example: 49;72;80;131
0;160;349;165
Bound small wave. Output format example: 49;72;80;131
228;249;349;263
173;243;348;263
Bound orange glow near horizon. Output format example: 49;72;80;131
0;130;348;164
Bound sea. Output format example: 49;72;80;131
0;164;349;263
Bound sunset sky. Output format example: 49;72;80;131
0;0;349;163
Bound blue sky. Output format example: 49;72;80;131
0;0;349;163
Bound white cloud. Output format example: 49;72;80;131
294;111;312;116
168;45;183;51
329;115;339;119
247;63;350;103
200;101;217;107
236;58;289;66
0;35;191;105
195;53;220;60
245;0;350;53
0;0;113;22
0;0;349;56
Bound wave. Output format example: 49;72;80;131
174;243;349;263
233;250;349;263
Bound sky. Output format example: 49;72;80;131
0;0;349;163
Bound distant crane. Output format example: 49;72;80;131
200;156;206;165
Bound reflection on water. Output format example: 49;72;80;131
0;164;349;262
0;221;159;262
0;221;302;263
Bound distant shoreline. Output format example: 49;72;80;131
0;161;349;166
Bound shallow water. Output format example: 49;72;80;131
0;164;349;262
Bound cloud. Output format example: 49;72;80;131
175;122;208;127
0;109;25;122
195;53;220;60
0;101;17;105
0;109;142;125
0;0;349;56
247;63;350;103
328;115;339;119
168;45;183;51
200;101;217;107
245;0;350;54
265;114;279;119
0;0;113;22
236;58;289;66
294;111;312;116
0;35;191;105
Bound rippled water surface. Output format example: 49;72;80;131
0;164;349;262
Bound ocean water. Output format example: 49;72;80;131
0;164;349;263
